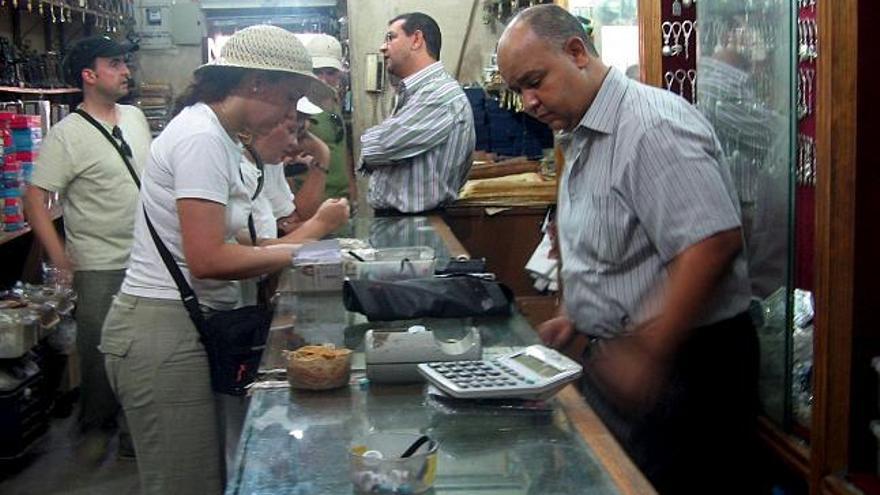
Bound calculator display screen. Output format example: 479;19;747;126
511;354;562;378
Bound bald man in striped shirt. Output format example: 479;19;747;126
499;5;758;494
359;12;475;215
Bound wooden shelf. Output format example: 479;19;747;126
0;206;62;247
0;86;80;95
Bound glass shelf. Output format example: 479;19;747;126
0;86;80;95
0;207;62;247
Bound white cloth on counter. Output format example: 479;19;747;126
525;232;558;292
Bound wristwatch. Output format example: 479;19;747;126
310;162;329;174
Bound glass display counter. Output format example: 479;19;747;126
228;216;653;494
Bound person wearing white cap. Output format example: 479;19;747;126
98;25;336;494
299;33;358;206
271;95;335;232
240;99;348;243
225;109;347;469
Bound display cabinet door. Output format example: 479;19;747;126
694;0;802;435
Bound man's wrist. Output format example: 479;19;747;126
310;162;329;174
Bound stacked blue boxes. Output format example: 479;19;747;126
464;87;553;159
464;87;490;151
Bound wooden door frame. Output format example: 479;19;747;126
811;0;858;493
638;0;663;86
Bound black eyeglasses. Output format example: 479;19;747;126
111;126;133;159
328;112;345;144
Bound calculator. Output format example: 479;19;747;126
417;345;582;400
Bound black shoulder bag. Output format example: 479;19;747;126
79;108;272;396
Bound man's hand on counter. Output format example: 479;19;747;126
538;315;575;349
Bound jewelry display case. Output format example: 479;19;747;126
560;2;875;493
694;0;802;434
686;1;878;493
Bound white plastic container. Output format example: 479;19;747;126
287;261;345;293
346;246;435;282
0;309;39;359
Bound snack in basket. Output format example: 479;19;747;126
286;344;353;390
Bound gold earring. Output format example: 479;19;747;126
238;131;253;146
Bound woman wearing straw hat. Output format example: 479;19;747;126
98;26;339;494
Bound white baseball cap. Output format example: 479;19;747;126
296;97;323;115
304;33;344;72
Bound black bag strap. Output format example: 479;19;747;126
74;108;141;189
242;142;270;307
143;206;207;332
144;141;270;324
242;143;265;201
240;143;265;248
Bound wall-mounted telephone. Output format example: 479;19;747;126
364;53;385;93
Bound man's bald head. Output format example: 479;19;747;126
504;4;598;57
497;4;607;132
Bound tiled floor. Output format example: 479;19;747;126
0;412;140;495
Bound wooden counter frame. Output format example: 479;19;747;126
811;0;858;491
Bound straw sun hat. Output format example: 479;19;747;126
196;25;332;105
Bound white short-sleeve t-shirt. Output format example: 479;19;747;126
261;162;295;218
121;103;251;310
239;160;278;240
29;104;152;270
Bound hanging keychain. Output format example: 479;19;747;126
662;22;674;56
682;20;694;60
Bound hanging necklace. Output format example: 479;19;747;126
212;101;253;145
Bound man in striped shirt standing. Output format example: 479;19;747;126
359;12;475;215
498;5;758;494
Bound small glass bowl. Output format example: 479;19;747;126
349;432;438;494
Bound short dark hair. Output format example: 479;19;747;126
512;4;599;57
390;12;442;60
69;61;97;88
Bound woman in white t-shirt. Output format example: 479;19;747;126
98;26;335;495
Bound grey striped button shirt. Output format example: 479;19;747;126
360;62;475;213
558;67;751;338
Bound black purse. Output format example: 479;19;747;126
77;108;273;396
144;208;272;396
142;144;272;396
342;275;513;321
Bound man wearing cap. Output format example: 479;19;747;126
300;34;357;208
359;12;475;215
23;35;151;460
272;96;334;233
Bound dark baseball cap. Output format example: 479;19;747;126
62;36;138;87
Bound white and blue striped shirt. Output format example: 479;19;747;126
360;62;475;213
558;68;751;338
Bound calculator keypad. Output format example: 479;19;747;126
426;360;534;390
